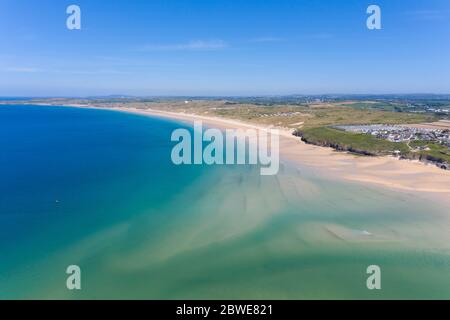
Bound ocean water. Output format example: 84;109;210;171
1;105;450;299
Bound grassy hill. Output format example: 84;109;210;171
295;127;409;156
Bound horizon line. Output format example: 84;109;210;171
1;93;450;99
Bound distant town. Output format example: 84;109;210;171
335;123;450;147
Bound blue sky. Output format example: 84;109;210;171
0;0;449;96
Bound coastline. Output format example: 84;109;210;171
104;106;450;197
3;103;450;299
5;103;450;196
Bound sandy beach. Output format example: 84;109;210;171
90;106;450;199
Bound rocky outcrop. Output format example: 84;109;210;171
400;153;449;170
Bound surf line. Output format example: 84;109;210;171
171;121;280;175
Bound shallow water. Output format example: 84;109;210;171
1;105;449;299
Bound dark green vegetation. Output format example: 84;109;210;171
407;140;450;166
295;129;450;167
339;101;404;112
295;127;409;156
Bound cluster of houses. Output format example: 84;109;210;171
406;104;450;115
259;111;304;117
335;124;450;148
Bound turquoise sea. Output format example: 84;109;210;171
1;105;450;299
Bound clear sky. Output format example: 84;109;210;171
0;0;449;96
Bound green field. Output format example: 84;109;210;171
296;127;410;156
147;101;437;129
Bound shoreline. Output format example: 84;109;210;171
4;103;450;196
107;106;450;196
